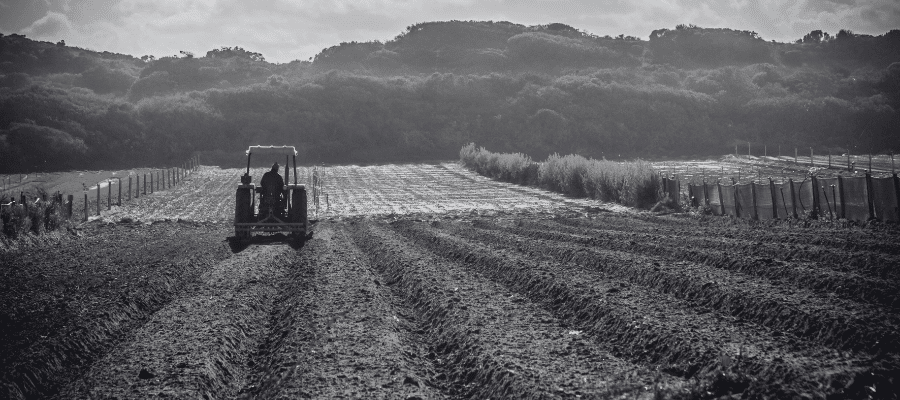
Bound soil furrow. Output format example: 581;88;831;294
347;221;541;399
57;244;290;399
350;221;687;398
449;219;898;355
494;218;900;309
561;213;900;262
389;220;886;398
244;223;444;399
552;216;900;282
1;223;231;400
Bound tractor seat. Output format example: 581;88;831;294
257;185;286;216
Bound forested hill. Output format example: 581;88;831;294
1;21;899;172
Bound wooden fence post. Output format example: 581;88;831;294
769;178;778;219
128;176;132;201
750;181;759;220
837;175;846;219
84;193;88;221
865;173;875;221
811;176;820;219
791;179;800;218
67;194;73;219
143;174;147;195
703;182;710;207
676;176;681;206
96;183;101;216
894;174;900;221
688;184;695;207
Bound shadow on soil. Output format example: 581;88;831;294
227;232;312;252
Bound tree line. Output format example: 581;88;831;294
0;22;898;172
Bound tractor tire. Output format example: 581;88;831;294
290;187;308;234
235;187;252;239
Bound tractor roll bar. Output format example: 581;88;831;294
245;145;299;176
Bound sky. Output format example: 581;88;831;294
1;0;898;64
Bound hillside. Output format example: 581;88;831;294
1;22;899;172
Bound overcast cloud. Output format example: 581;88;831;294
1;0;897;63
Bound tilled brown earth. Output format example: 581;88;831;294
2;213;899;399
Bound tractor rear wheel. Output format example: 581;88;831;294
235;187;252;239
290;187;308;238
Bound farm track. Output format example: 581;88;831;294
244;224;442;399
3;163;900;399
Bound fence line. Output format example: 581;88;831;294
663;172;900;223
1;155;201;234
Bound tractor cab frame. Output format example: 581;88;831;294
234;145;308;242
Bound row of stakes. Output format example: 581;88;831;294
1;156;200;222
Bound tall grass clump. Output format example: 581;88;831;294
0;191;70;239
459;143;539;185
460;143;660;209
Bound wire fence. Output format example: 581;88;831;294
1;155;200;237
663;173;900;222
308;165;328;218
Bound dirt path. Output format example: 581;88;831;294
245;223;441;399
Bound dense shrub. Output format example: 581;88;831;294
0;194;69;238
460;143;538;185
460;143;660;208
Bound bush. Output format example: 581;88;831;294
0;192;69;238
459;142;536;185
460;143;661;208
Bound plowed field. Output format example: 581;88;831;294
2;163;898;399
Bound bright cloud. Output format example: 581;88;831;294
21;11;74;38
2;0;897;63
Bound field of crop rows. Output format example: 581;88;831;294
94;163;608;224
2;163;898;399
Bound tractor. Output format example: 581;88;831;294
234;146;309;243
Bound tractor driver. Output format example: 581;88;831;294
259;162;285;212
261;162;285;192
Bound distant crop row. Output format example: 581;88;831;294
459;143;660;208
